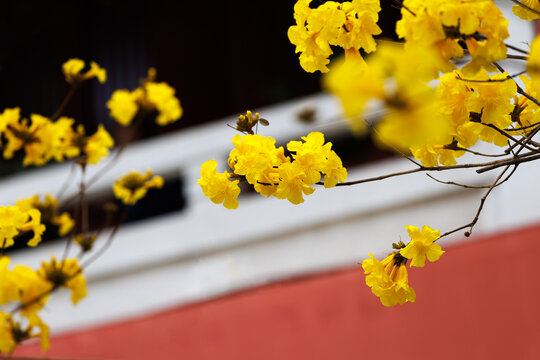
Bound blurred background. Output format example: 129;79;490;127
1;1;540;359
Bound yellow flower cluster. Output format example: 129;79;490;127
62;58;107;84
0;205;45;248
363;225;444;306
198;125;347;209
0;108;114;166
288;0;382;73
107;69;183;126
16;194;74;237
396;0;509;75
113;170;164;205
0;255;87;352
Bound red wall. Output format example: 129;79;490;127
16;224;540;359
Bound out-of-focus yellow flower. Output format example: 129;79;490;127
107;69;182;127
62;58;85;83
85;124;114;164
323;54;379;132
10;263;51;316
0;257;17;305
0;110;78;166
113;170;164;205
16;194;74;237
68;124;114;165
0;206;45;249
0;312;16;353
512;0;540;20
362;252;416;307
0;107;20;135
27;313;50;352
198;160;241;209
84;61;107;83
145;82;183;126
62;58;106;84
38;257;86;305
400;225;444;267
0;311;50;353
74;233;97;252
527;36;540;82
106;90;139;126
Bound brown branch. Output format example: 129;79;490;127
505;43;529;55
477;152;540;173
438;164;514;240
50;85;78;121
505;54;528;61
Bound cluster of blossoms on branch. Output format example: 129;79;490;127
363;225;444;306
198;111;348;209
289;0;540;306
0;58;180;353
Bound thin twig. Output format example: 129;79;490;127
81;212;126;269
505;54;528;61
426;163;518;189
50;85;78;121
438;164;513;240
477;152;540;173
505;43;529;55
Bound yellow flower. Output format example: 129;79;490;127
62;58;85;83
228;134;287;185
62;58;106;84
84;61;107;83
396;0;508;75
0;206;45;249
74;233;97;252
362;252;416;307
0;111;78;166
512;0;540;21
16;194;74;237
400;225;444;267
287;132;347;187
113;170;164;205
106;72;182;127
0;107;20;135
0;312;50;353
288;0;381;73
84;124;114;165
0;257;18;305
466;72;516;126
274;161;315;205
107;89;139;126
198;160;241;209
68;124;114;165
145;82;183;126
527;36;540;82
0;312;16;353
38;257;86;305
10;264;51;316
